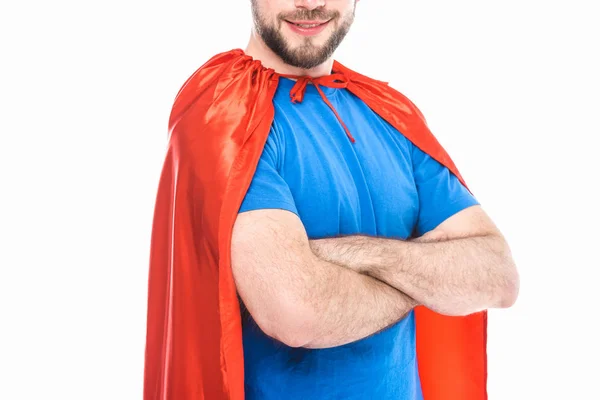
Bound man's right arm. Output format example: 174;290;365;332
231;208;417;349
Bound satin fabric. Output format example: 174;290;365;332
143;48;487;400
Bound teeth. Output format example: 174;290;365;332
296;23;320;28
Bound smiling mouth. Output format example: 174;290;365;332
285;20;330;28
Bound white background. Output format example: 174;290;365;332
1;1;599;399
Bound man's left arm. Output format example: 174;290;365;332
310;144;519;317
310;205;519;316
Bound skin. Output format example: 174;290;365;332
245;0;359;76
232;0;520;348
232;209;418;348
310;206;520;316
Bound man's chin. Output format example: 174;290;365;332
284;40;330;58
283;32;328;47
281;48;329;68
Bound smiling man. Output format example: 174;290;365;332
144;1;520;400
235;1;519;399
249;0;355;71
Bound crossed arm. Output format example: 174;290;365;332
310;205;520;317
231;209;417;349
231;205;519;349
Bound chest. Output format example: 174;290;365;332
274;95;419;239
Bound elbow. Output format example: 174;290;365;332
497;259;520;309
253;302;317;348
500;269;520;308
270;328;312;348
441;262;520;316
264;322;312;348
488;237;520;309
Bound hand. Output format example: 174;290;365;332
308;238;329;262
411;230;449;243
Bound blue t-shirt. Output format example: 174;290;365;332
238;77;478;399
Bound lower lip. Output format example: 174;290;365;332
285;20;330;36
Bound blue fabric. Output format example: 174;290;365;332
238;77;479;399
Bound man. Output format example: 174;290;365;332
144;1;519;399
232;0;519;399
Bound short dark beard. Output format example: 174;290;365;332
251;1;355;70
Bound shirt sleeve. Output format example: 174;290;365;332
412;144;479;236
238;130;299;216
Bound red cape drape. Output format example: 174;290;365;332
144;49;487;400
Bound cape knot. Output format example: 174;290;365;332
285;72;349;104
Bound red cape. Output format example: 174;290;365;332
144;49;487;400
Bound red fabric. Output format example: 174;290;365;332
144;48;487;400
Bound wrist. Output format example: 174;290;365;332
309;236;366;272
340;235;388;274
362;236;408;279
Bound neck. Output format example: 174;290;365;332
244;31;334;78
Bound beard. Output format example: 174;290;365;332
251;1;356;70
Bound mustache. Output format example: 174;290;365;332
279;9;339;21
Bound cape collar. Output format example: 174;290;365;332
238;49;356;143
